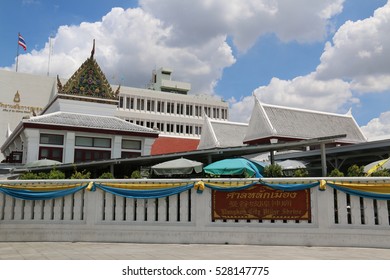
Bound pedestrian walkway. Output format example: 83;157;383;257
1;242;390;260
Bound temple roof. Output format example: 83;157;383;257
198;117;248;149
244;97;367;144
57;41;118;101
25;112;158;136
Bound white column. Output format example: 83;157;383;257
112;135;122;158
64;132;75;163
24;129;40;163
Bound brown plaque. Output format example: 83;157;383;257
212;184;311;220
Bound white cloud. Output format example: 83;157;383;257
4;0;344;97
6;7;235;94
228;73;358;122
316;2;390;93
361;111;390;140
229;95;256;123
229;1;390;124
141;0;344;52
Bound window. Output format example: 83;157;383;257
167;102;174;113
157;101;165;113
74;149;111;163
186;104;193;116
130;98;134;109
121;151;141;159
75;136;111;148
119;97;124;108
147;100;155;111
195;105;201;117
185;125;193;134
126;97;130;109
204;107;211;117
136;98;145;110
176;103;183;115
39;147;63;162
122;139;142;150
176;124;183;133
40;134;64;145
166;123;174;132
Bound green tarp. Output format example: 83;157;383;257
204;158;264;178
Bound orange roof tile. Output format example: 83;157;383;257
151;137;200;155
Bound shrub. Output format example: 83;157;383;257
19;172;39;180
98;172;114;179
47;168;65;179
347;165;364;177
263;164;283;177
70;169;91;179
328;168;344;177
370;169;390;177
293;168;309;177
130;170;142;179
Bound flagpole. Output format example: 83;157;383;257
16;33;20;72
47;36;52;76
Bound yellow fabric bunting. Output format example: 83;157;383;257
319;179;327;191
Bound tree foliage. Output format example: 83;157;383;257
263;164;283;177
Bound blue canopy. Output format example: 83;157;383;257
204;158;264;178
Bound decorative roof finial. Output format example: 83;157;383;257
114;84;121;98
57;75;63;92
90;39;95;59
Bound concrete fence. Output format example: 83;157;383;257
1;178;389;248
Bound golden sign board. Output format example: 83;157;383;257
212;184;311;220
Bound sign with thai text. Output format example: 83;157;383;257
212;184;311;220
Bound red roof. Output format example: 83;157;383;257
151;136;200;155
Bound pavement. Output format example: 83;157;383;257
1;242;390;259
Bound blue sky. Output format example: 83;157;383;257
1;0;390;139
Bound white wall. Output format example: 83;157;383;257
0;178;389;248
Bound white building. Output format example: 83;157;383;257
0;47;228;162
1;50;159;164
197;115;248;150
244;98;367;145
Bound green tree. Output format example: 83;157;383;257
19;172;39;180
370;169;390;177
293;168;309;177
130;170;142;179
98;172;114;179
70;169;91;179
347;165;364;177
263;164;283;177
328;168;344;177
47;168;65;179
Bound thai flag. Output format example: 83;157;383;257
18;33;27;51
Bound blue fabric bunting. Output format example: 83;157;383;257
260;181;320;191
0;184;87;200
93;182;194;199
204;182;258;191
327;182;390;200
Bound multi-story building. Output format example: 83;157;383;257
0;46;229;162
115;68;229;154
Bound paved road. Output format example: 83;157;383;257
1;242;390;259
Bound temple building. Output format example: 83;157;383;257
197;116;248;150
243;97;367;146
0;43;228;163
1;46;159;164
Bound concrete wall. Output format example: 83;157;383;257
0;178;389;248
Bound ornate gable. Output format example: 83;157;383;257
57;41;118;101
